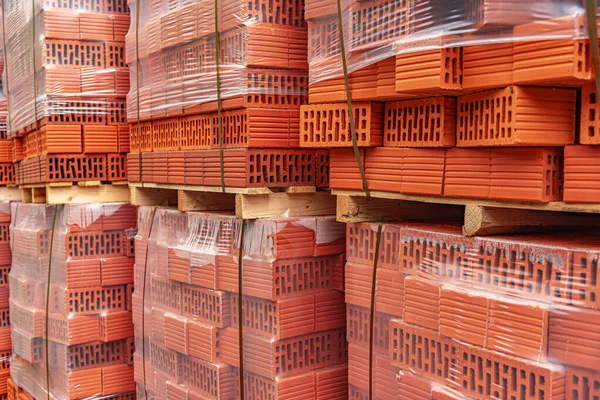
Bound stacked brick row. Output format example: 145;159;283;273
9;203;138;399
133;207;348;399
125;0;331;189
345;221;600;399
0;47;16;185
2;0;130;185
301;0;600;203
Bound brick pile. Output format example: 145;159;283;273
3;0;130;185
345;221;600;399
9;203;138;399
0;203;10;400
301;1;600;203
0;50;16;186
133;207;348;399
125;0;331;189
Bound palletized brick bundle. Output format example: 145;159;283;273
0;203;11;400
9;203;138;400
2;0;130;184
346;221;600;399
133;207;348;399
125;0;331;188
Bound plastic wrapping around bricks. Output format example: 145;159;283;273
0;202;12;399
345;221;600;400
1;0;130;185
133;207;348;400
9;202;138;400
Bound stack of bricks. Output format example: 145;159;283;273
301;0;600;203
0;49;16;186
0;203;10;399
9;203;138;399
125;0;330;189
345;221;600;399
2;0;130;185
133;207;348;399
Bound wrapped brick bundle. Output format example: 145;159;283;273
346;221;600;399
2;0;130;184
133;207;348;399
9;202;138;400
125;0;331;190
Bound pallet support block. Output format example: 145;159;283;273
462;204;600;236
129;185;179;207
179;191;236;212
336;195;464;223
21;182;130;204
235;191;336;219
0;187;22;201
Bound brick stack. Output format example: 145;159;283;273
133;207;348;399
125;0;331;189
9;203;138;399
301;1;600;203
345;221;600;399
0;48;15;186
0;203;10;400
2;0;130;185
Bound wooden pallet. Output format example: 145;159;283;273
130;182;336;219
0;186;22;201
20;181;130;204
334;189;600;236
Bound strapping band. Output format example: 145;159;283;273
44;205;60;400
215;0;226;193
586;0;600;101
237;220;247;399
335;0;370;199
1;1;12;137
31;0;42;182
140;206;159;398
368;224;382;399
135;0;143;184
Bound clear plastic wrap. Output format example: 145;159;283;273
126;0;308;121
9;202;138;400
0;202;11;399
346;221;600;399
133;206;348;399
306;0;594;85
1;0;130;184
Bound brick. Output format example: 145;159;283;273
346;304;393;355
181;284;230;328
384;97;456;147
397;370;432;400
457;86;576;146
549;306;600;371
329;148;366;191
444;148;491;199
220;327;346;380
396;47;463;95
404;275;440;330
365;147;402;193
440;284;488;347
564;145;600;203
467;0;554;28
566;367;600;400
300;102;384;147
348;344;398;400
463;43;514;90
187;319;220;364
350;0;411;53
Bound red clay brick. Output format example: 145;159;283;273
300;102;384;147
564;145;600;203
396;47;463;95
463;42;514;90
440;284;488;347
549;306;600;371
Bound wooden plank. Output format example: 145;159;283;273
462;204;600;236
178;191;235;212
0;187;22;201
128;182;316;195
336;195;464;223
129;186;178;206
331;189;600;214
236;191;336;219
77;181;102;187
46;184;130;204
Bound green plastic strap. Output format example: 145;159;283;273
237;220;247;398
335;0;370;199
215;0;226;193
135;0;143;184
1;1;12;136
368;224;382;400
140;206;159;397
44;205;60;400
586;0;600;101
